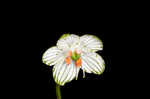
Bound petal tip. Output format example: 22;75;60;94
59;33;70;40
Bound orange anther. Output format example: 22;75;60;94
65;56;71;65
75;58;82;67
67;51;72;56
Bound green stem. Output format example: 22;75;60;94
56;84;61;99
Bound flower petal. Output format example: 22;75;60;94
80;35;103;52
57;34;80;51
75;67;80;80
53;60;77;86
42;46;64;66
81;52;105;75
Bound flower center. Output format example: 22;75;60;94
71;51;81;61
65;50;82;67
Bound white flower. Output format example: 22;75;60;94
42;34;105;86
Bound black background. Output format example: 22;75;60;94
8;25;144;98
2;4;147;98
8;19;142;98
9;24;142;98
